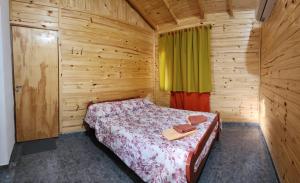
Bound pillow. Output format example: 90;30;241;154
121;98;153;111
86;98;154;123
88;101;123;118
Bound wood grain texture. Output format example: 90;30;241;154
169;0;201;20
226;0;233;16
204;0;257;14
10;0;153;31
10;0;155;133
12;26;59;142
121;0;257;26
10;0;59;30
59;9;155;133
260;0;300;182
155;11;260;123
126;0;175;26
126;0;157;30
197;0;205;19
161;0;178;24
59;0;152;30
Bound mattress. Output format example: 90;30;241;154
85;99;218;183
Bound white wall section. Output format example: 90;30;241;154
0;0;15;166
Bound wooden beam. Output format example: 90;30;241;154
126;0;157;30
197;0;205;19
226;0;233;17
161;0;178;24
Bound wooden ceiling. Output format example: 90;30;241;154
126;0;258;30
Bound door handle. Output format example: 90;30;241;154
15;85;22;92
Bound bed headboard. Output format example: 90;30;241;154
86;96;142;109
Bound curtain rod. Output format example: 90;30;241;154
159;24;212;36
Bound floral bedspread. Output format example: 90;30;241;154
85;99;218;183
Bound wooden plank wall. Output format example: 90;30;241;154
260;0;300;182
10;0;59;30
155;11;261;123
10;0;155;133
59;9;154;133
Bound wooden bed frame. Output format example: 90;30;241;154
85;98;221;183
186;111;220;183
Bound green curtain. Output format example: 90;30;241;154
159;26;212;93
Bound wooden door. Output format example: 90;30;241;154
12;26;59;142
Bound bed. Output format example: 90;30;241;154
84;98;221;183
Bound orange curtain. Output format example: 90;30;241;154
170;92;210;112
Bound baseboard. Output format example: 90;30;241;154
222;121;260;127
